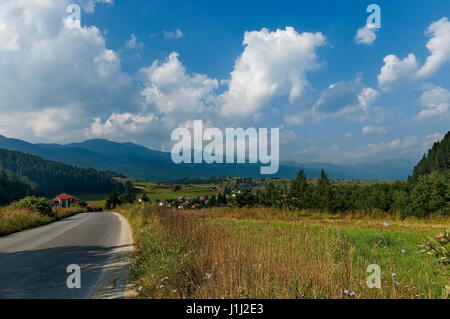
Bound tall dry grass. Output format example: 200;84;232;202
0;206;85;237
119;205;390;299
0;208;52;236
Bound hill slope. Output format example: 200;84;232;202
0;148;122;197
0;168;36;205
412;131;450;180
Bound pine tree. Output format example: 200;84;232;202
316;169;333;211
289;170;310;209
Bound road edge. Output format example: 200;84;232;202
90;212;136;299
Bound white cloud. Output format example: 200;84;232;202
163;29;184;39
125;33;144;49
377;17;450;91
355;25;378;45
358;87;380;111
220;27;326;117
140;52;220;114
416;86;450;119
0;0;138;143
377;54;419;92
137;27;327;129
88;112;156;137
293;133;444;164
0;5;329;149
362;125;388;135
417;17;450;78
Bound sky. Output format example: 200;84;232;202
0;0;449;165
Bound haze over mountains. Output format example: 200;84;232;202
0;135;414;181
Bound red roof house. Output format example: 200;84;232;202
52;193;80;208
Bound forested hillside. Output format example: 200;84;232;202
412;131;450;180
0;168;37;205
0;149;123;197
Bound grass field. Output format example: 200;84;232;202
76;193;109;207
134;181;219;200
118;205;450;299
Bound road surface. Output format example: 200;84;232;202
0;212;133;299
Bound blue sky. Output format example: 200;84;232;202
0;0;449;165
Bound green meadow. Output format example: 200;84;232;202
119;204;450;299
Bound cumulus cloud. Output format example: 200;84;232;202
417;17;450;78
0;0;138;142
377;17;450;91
88;112;156;137
140;52;220;114
416;86;450;119
355;25;378;45
163;29;184;39
124;27;328;137
0;1;331;148
125;33;144;49
220;27;326;117
377;54;419;92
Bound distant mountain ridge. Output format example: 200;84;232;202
0;135;413;181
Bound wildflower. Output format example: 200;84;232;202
393;281;399;285
350;291;356;297
391;273;396;277
343;289;349;295
205;273;213;280
400;249;406;253
383;221;389;226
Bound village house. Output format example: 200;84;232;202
52;193;80;208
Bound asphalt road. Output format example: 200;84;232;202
0;212;133;299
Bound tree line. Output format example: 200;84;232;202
234;132;450;217
234;169;449;217
0;148;123;201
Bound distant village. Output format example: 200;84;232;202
156;193;236;210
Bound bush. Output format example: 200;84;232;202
12;196;52;216
76;201;88;209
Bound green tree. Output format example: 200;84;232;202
289;170;310;209
409;172;447;217
105;192;121;210
315;169;333;211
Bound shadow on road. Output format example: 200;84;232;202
0;244;133;299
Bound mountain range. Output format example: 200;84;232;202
0;135;414;181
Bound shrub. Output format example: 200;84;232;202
76;201;88;208
12;196;52;216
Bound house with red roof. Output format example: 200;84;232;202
52;193;80;208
